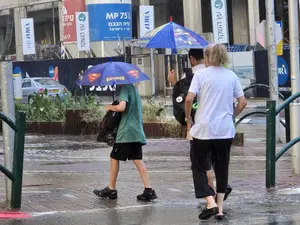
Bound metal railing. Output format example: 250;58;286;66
236;84;291;143
0;111;26;209
266;92;300;188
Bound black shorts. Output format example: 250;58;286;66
190;140;212;171
110;143;143;161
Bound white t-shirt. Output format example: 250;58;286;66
188;66;244;140
181;64;206;79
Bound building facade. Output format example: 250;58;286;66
0;0;286;60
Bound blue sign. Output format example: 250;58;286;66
13;67;23;78
49;66;55;78
277;56;289;86
87;3;132;41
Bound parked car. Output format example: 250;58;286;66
22;78;68;103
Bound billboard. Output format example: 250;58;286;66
87;0;132;41
211;0;229;43
13;57;125;96
21;18;36;55
76;12;91;51
62;0;86;43
139;5;154;37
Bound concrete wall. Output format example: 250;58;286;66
232;0;249;44
228;51;255;96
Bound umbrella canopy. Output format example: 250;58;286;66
132;20;209;51
75;61;150;87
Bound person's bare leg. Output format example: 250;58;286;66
108;157;120;190
216;193;225;215
133;160;151;188
205;196;217;209
206;170;214;190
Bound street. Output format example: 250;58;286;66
0;124;300;224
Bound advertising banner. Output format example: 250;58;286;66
13;57;125;96
87;0;132;41
21;18;36;55
139;5;154;37
62;0;86;43
211;0;229;43
76;12;91;51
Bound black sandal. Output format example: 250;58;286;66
215;214;226;221
199;207;219;220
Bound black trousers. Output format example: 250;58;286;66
191;138;233;198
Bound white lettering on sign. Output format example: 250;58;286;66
89;85;116;92
278;65;287;75
106;12;131;20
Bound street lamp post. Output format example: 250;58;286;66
266;0;281;142
289;0;300;174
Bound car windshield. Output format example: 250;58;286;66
34;79;59;86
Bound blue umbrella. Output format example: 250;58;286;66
132;18;209;52
75;61;150;87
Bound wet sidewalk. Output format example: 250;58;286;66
0;124;300;224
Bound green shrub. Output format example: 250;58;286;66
80;103;105;123
142;100;166;123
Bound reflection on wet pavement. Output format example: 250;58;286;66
0;124;300;224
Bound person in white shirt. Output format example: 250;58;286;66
185;44;247;220
168;49;232;204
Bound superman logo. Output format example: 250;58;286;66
128;70;139;78
88;73;101;83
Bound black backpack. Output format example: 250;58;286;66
172;68;197;126
97;100;122;146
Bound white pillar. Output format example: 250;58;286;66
248;0;260;45
183;0;202;34
14;7;27;61
289;0;300;174
137;0;153;97
58;0;64;42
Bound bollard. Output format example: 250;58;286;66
285;105;291;143
11;111;26;209
266;100;276;188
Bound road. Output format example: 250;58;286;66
0;124;300;224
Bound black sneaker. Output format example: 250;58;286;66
137;188;157;201
93;187;118;200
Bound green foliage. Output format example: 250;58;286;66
80;103;105;123
15;92;105;122
142;99;166;123
27;93;65;122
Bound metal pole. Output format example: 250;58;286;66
266;100;276;188
52;2;56;45
100;41;105;57
266;0;281;142
11;111;26;209
150;49;155;96
290;103;300;174
290;0;300;174
0;61;15;202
